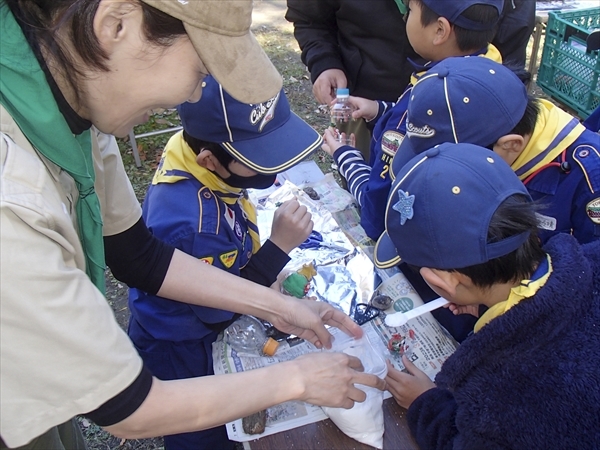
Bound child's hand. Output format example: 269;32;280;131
269;199;313;254
446;303;480;317
347;96;378;121
385;357;435;409
322;127;354;156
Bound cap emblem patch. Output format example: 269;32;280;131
250;92;280;132
392;189;415;225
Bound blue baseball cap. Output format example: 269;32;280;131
421;0;503;30
178;76;322;174
374;142;532;270
391;56;528;177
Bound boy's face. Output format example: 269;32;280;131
422;268;514;308
404;0;438;61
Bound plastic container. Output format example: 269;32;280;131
330;88;354;145
536;7;600;119
224;315;279;356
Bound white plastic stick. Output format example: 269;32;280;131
385;297;450;328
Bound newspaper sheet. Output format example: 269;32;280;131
215;175;459;442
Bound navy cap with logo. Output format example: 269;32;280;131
374;142;532;270
421;0;504;30
178;76;322;174
391;56;528;176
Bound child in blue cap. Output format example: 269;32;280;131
322;0;504;241
128;77;322;450
375;142;600;449
390;56;600;246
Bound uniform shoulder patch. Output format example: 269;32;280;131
572;144;600;194
219;250;238;268
198;256;214;265
586;198;600;224
381;131;405;157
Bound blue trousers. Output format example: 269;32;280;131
128;318;235;450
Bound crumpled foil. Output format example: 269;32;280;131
253;181;375;318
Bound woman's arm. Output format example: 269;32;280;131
159;249;362;348
105;352;386;439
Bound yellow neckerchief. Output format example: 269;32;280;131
512;99;585;180
409;43;502;85
474;254;553;333
153;131;260;253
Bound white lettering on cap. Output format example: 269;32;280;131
406;122;435;139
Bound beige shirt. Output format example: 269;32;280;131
0;105;145;448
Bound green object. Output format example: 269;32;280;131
0;6;105;293
281;273;309;298
393;0;407;15
536;7;600;120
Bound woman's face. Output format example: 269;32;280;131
83;3;207;137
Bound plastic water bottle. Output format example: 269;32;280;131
224;315;279;356
330;88;353;145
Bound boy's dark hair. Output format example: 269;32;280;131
412;0;499;52
452;195;545;288
182;130;234;167
510;96;540;137
406;195;544;288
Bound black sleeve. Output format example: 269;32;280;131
104;217;175;294
240;239;291;287
285;0;345;83
84;365;153;427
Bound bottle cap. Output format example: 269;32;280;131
336;88;350;97
262;337;280;356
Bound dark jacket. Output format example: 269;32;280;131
407;234;600;449
285;0;418;102
493;0;536;81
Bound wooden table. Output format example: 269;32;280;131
247;398;418;450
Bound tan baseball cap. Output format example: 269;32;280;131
140;0;282;104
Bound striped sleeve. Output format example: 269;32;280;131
333;146;371;206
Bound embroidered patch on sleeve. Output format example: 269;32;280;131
219;250;238;268
198;256;214;265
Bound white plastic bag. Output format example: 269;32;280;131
321;332;387;449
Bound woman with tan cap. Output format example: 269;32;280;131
0;1;384;448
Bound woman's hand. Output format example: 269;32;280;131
291;352;386;409
267;297;364;349
385;357;435;409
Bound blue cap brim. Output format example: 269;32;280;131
374;231;402;269
221;112;322;174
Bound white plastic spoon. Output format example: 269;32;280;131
384;297;450;327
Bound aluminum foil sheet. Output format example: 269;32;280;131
253;181;376;317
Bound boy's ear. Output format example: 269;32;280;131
493;134;526;165
420;267;459;298
433;17;453;45
196;150;219;171
93;0;137;53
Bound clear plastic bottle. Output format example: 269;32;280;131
330;88;353;145
224;315;279;356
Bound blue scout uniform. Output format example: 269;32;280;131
513;100;600;244
128;132;289;450
332;46;502;240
